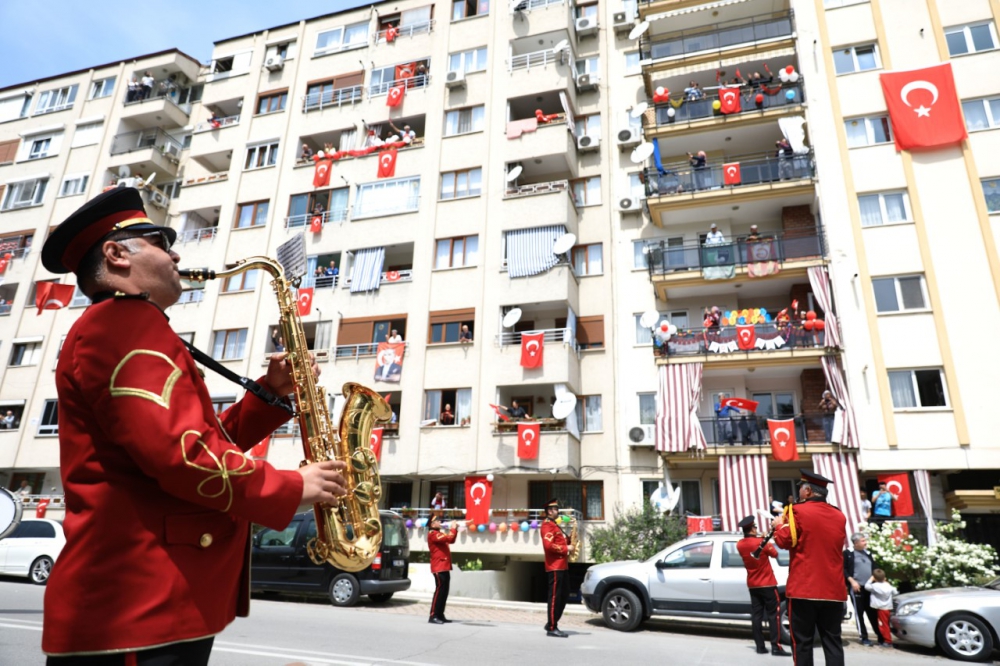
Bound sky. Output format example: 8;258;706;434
0;0;373;88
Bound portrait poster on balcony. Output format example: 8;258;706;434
718;86;741;114
520;332;544;368
369;427;384;462
879;63;966;151
313;155;333;188
373;342;404;383
767;418;799;462
687;516;713;535
377;148;398;178
517;422;540;460
464;475;493;525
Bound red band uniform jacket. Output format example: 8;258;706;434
428;528;458;573
541;519;569;572
736;537;778;588
43;298;303;656
773;498;848;602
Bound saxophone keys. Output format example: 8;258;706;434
363;517;382;538
353;481;374;505
349;449;369;473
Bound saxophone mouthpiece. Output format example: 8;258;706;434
178;267;216;281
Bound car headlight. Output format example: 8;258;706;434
896;601;922;617
583;570;592;584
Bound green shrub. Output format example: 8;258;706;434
588;504;688;564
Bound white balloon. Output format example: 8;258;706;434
655;86;665;96
487;474;495;482
779;71;790;83
789;71;800;83
666;107;675;118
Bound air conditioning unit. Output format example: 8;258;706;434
445;69;467;89
264;55;285;72
163;141;182;159
627;424;655;446
575;16;598;38
613;11;634;35
575;73;599;92
147;190;169;209
616;126;641;149
617;195;643;213
577;133;600;152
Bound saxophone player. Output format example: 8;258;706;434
427;513;458;624
541;498;574;637
39;188;349;666
736;516;789;657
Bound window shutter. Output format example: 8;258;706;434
337;319;372;345
0;139;19;164
576;315;604;347
428;308;475;325
334;71;364;89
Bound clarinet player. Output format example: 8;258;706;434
737;516;789;657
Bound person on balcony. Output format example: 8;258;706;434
270;328;285;353
499;400;528;421
140;71;154;100
689;151;709;190
819;390;841;442
2;409;17;429
16;479;32;498
776;139;795;180
459;325;473;344
431;492;446;511
748;72;771;90
387;328;402;344
300;144;314;162
746;225;762;243
388;120;416;145
126;77;138;103
439;404;455;426
324;260;338;277
716;402;738;446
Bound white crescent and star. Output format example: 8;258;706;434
773;427;791;446
521;428;536;445
470;481;487;505
43;299;67;309
738;328;753;343
886;480;903;494
380;153;394;169
525;339;540;356
726;166;738;177
370;432;379;447
299;293;311;309
722;90;736;103
900;80;938;117
389;88;401;102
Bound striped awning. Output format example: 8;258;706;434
648;46;796;80
812;452;863;537
719;455;770;532
647;0;750;22
349;246;385;293
504;225;567;278
655;363;707;453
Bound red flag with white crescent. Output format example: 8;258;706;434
723;162;741;185
517;422;540;460
877;472;914;516
519;332;544;368
377;148;398;178
35;282;75;315
891;520;910;548
386;83;405;107
385;25;398;43
720;397;759;412
489;404;511;422
297;287;314;316
736;324;756;350
250;437;271;459
464;475;493;525
313;157;333;188
879;63;966;151
370;427;384;462
719;86;741;114
768;418;799;462
309;215;323;233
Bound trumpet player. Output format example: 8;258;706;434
427;513;458;624
736;516;788;657
39;188;349;665
541;498;574;637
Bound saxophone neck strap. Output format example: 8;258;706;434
181;340;294;415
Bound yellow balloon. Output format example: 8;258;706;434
754;308;761;316
712;100;721;111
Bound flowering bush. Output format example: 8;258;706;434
589;505;688;564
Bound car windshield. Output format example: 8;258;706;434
645;538;689;563
381;513;408;548
984;577;1000;591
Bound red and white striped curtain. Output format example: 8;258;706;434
913;469;937;546
821;356;859;449
807;266;841;348
655;363;707;453
719;455;770;532
812;452;863;537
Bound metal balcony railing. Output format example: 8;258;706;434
193;114;240;133
496;328;579;354
285;209;349;229
645;229;826;275
640;11;794;62
511;0;567;12
390;507;582;525
509;47;571;72
504;179;572;199
644;151;815;198
302;85;363;112
654;322;828;358
109;128;183;158
369;75;430;97
0;304;11;316
376;19;434;41
14;494;66;507
334;341;409;359
175;227;218;244
654;81;804;125
301;274;339;289
699;412;829;448
341;269;413;289
352;197;420;219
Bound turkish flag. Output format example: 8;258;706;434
250;437;270;459
384;270;401;282
891;520;910;547
35;282;74;315
377;148;398;178
0;253;11;274
464;475;493;525
386;26;398;43
880;63;966;151
517;422;540;460
687;516;714;535
718;87;741;114
520;332;544;368
36;498;50;519
395;62;416;82
313;157;332;188
720;397;759;412
489;403;511;422
370;427;384;462
723;162;741;185
386;83;405;107
768;418;799;462
878;472;914;516
309;215;323;233
735;324;756;350
297;287;314;316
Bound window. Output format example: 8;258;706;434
945;22;998;56
873;275;928;313
423;388;473;426
0;139;18;164
234;201;269;228
453;0;489;20
354;177;420;218
444;106;485;136
89;76;116;99
529;480;604;520
576;395;603;432
661;541;714;568
72;121;103;148
209;51;252;78
625;51;641;74
571;177;601;207
244;141;279;170
982;178;1000;213
212;329;248;360
223;269;260;293
34;85;78;115
265;40;298;62
833;44;880;74
70;286;91;308
571;244;603;276
211;396;236;415
256;90;288;115
59;174;89;198
38;400;58;436
448;47;488;74
0;93;32;123
575;2;598;19
575;114;601;139
288;188;349;225
257;523;299;549
638;393;656;425
428;308;475;344
21;131;63;161
10;341;42;367
176;288;205;305
439;168;482;200
845;116;892;147
435;235;479;269
576;56;600;75
635;310;687;344
963;97;1000;131
337;315;408;351
888;369;948;409
315;22;370;55
177;332;196;345
576;315;604;350
858;191;911;226
304;73;365;110
1;178;48;210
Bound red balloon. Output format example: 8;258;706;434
803;320;815;331
660;322;669;332
785;65;794;75
755;93;764;104
815;320;826;331
806;311;817;321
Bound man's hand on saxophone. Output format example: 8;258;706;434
298;460;349;509
265;351;320;397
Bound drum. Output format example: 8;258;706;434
0;487;23;539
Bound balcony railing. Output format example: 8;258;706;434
390;508;581;525
176;227;218;244
334;341;409;360
644;152;814;198
352;197;420;219
0;304;11;316
640;11;794;62
13;494;66;507
285;209;349;229
369;75;430;98
504;179;571;199
496;328;579;353
700;412;828;448
193;114;240;133
511;0;567;12
645;230;825;275
301;274;339;289
341;269;414;288
302;85;364;112
376;19;434;41
654;81;804;126
509;47;570;72
123;82;184;108
110;128;183;158
655;322;827;358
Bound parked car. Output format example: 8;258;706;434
0;518;65;585
251;510;410;607
891;579;1000;662
580;531;790;642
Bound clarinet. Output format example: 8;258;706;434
751;505;788;560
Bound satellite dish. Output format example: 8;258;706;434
650;484;681;513
630;102;648;119
639;310;659;329
628;21;649;41
505;165;523;182
552;233;577;255
552;393;578;420
630;142;655;164
118;165;131;178
502;307;523;328
552;39;569;54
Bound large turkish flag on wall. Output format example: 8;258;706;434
377;148;398;178
464;476;493;525
520;332;544;368
879;63;966;151
877;472;914;516
517;422;540;460
768;418;799;462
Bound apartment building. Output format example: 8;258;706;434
0;0;998;595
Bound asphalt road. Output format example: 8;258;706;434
0;578;949;665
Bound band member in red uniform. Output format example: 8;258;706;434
39;188;348;665
773;470;848;666
541;498;575;637
737;515;789;657
427;513;458;624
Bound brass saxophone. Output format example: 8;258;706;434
567;514;580;563
180;257;391;572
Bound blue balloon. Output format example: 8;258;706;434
764;313;772;323
785;90;796;101
759;308;767;315
520;521;530;532
416;518;426;528
737;316;746;325
477;524;486;532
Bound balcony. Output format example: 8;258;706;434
500;261;579;311
647;81;804;138
655;322;829;368
341;269;413;290
493;328;582;391
121;85;191;127
401;508;584;557
699;411;827;448
285;208;349;230
510;0;573;39
492;427;580;471
108;129;183;177
369;69;430;98
508;33;577;98
376;19;434;43
302;85;363;113
503;181;578;235
506;118;577;165
334;341;410;360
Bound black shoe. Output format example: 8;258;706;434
860;639;873;647
438;617;454;623
756;648;769;654
771;648;790;657
428;617;445;624
547;630;568;638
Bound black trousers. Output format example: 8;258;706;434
47;637;214;666
545;569;569;631
851;588;881;643
750;586;782;651
788;598;844;666
431;571;450;619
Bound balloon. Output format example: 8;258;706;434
755;93;764;104
405;519;413;528
489;522;498;533
785;65;794;75
704;318;714;328
785;90;796;101
764;313;772;323
760;308;767;315
666;107;675;118
487;473;495;482
498;522;508;533
779;71;790;83
530;520;540;530
806;311;817;321
467;520;476;531
815;320;826;331
712;100;721;111
742;309;749;318
737;317;746;325
655;86;666;96
803;320;815;331
477;524;486;532
660;322;669;332
520;521;530;532
789;71;800;83
417;518;426;528
754;308;761;316
730;311;738;320
721;318;729;326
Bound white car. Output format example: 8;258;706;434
0;518;65;584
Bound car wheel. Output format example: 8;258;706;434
30;556;53;585
328;573;360;607
936;613;994;662
601;587;643;632
368;593;394;603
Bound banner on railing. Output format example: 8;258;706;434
373;342;404;383
465;476;493;525
707;329;785;353
687;516;713;535
517;422;540;460
520;332;544;368
767;419;799;462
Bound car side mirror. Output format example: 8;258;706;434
655;560;669;570
252;532;262;547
